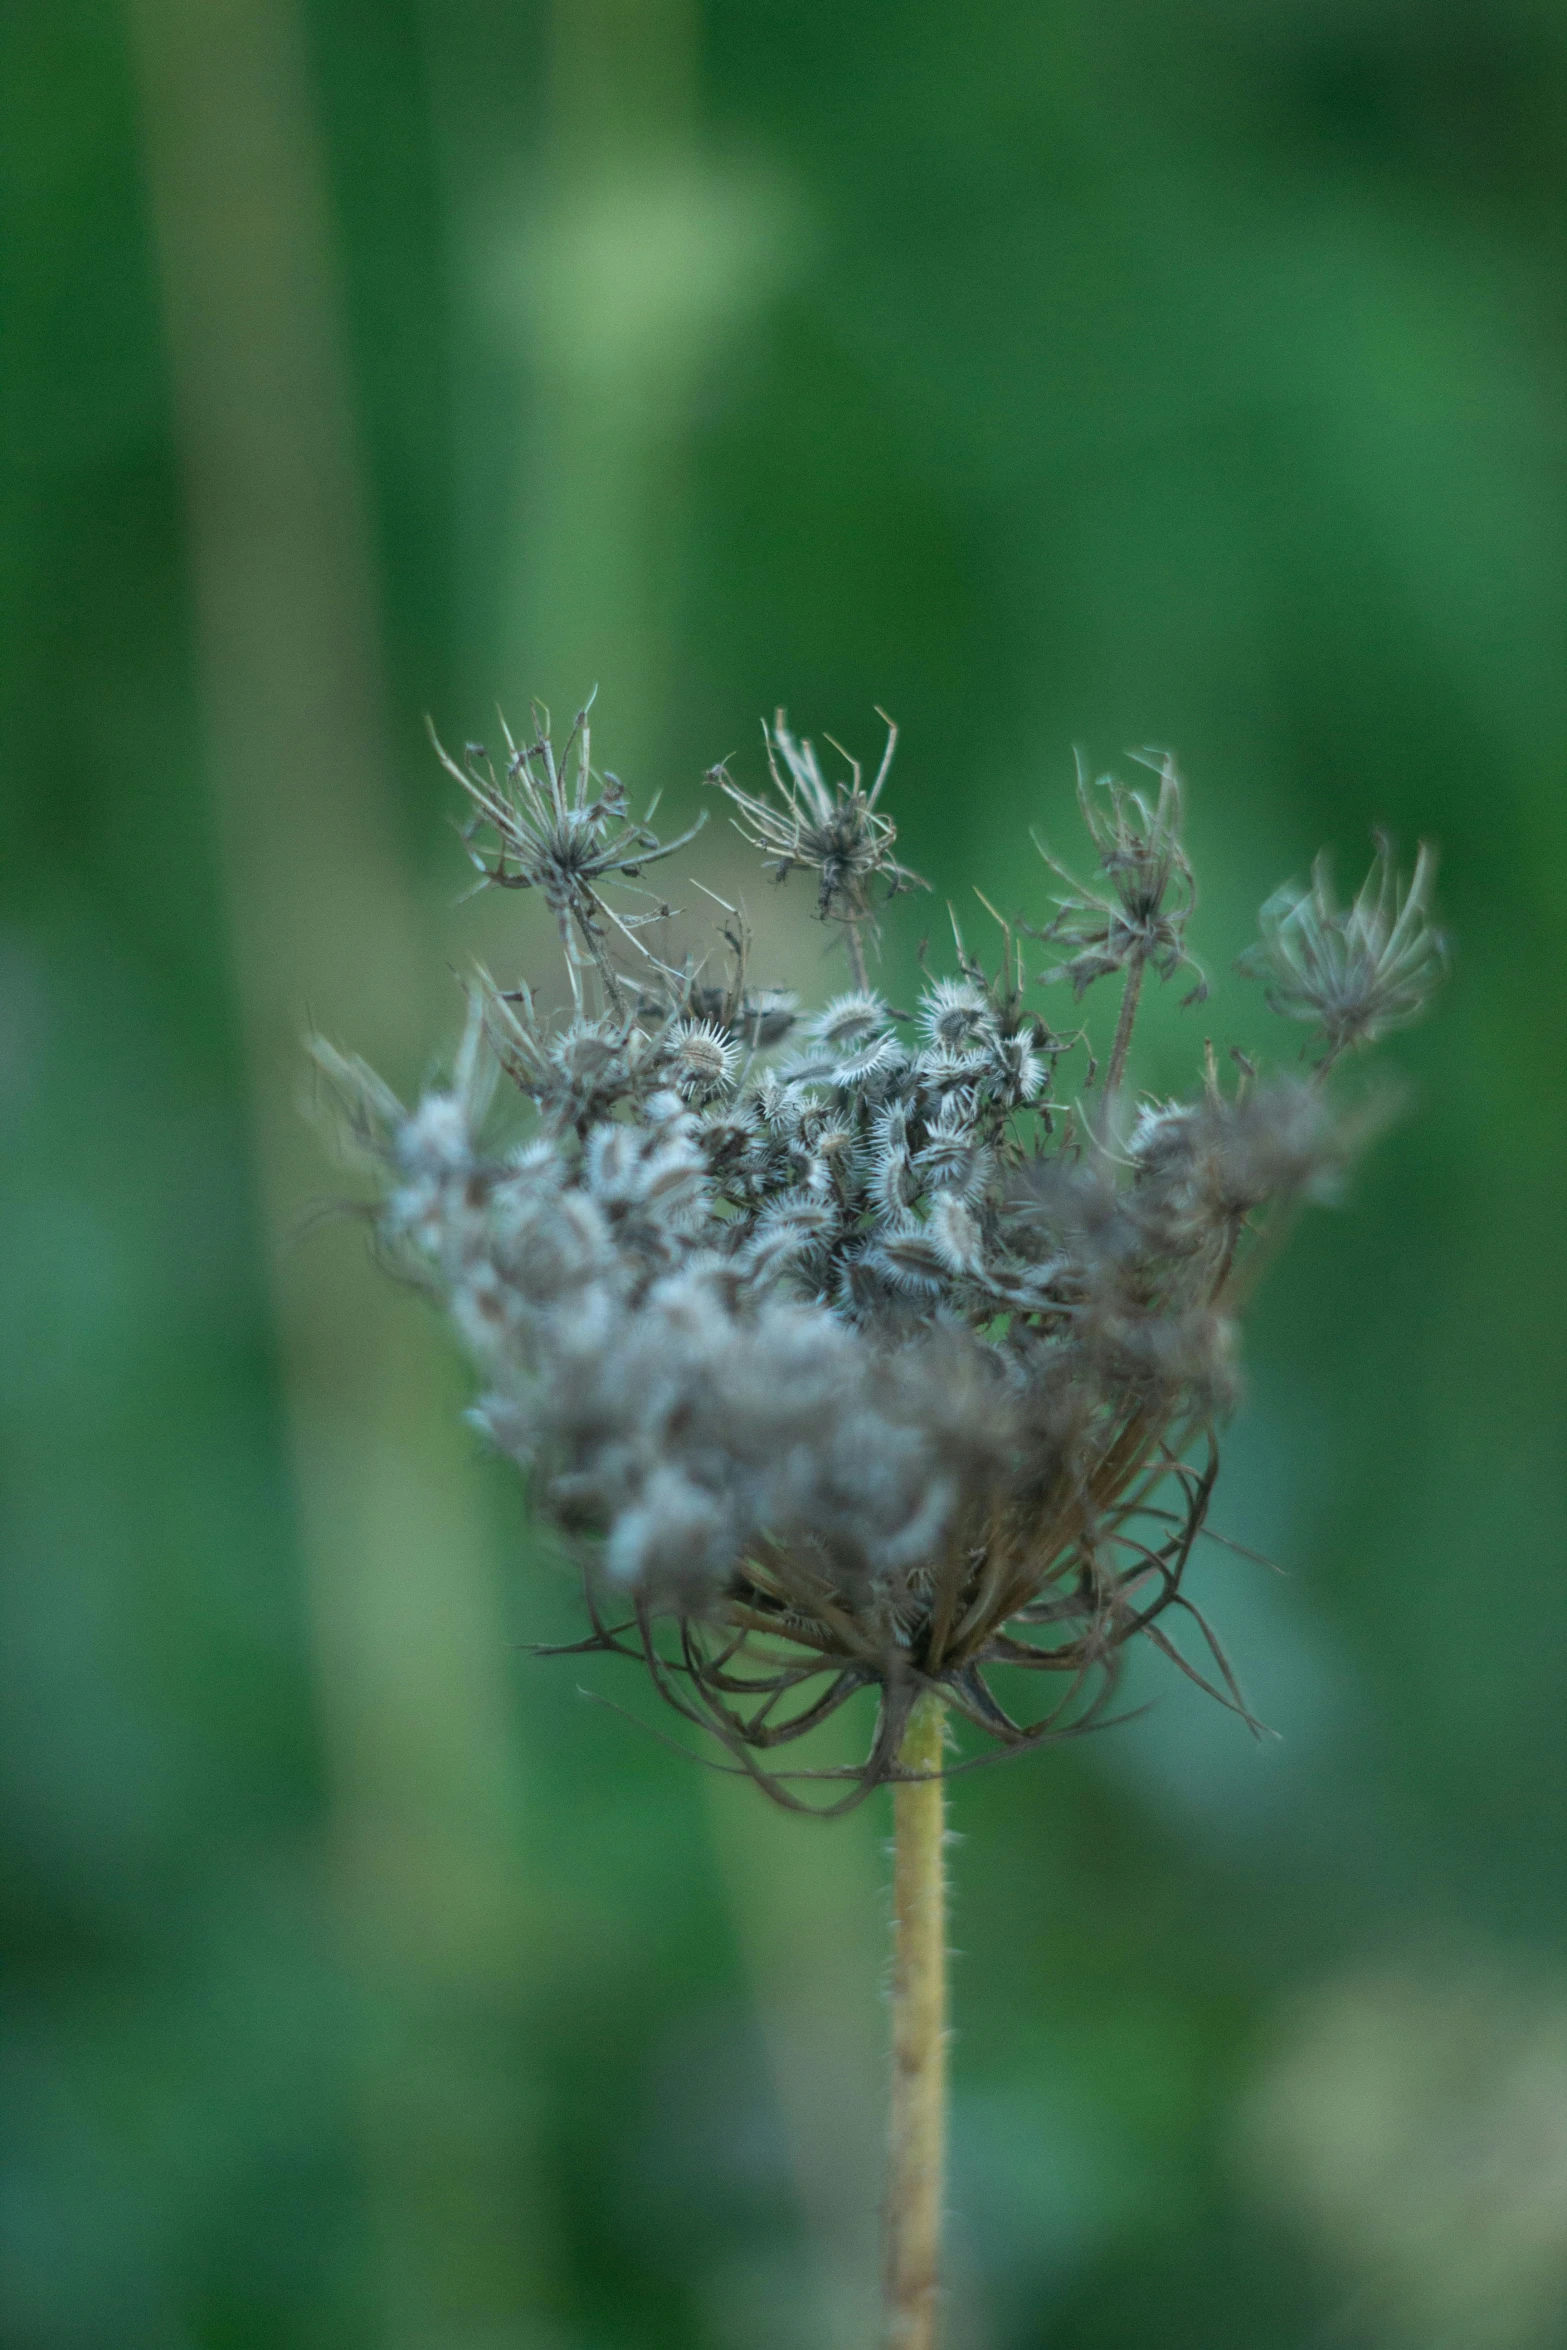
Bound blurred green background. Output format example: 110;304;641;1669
4;2;1566;2345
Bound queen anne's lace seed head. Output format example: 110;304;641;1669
1035;751;1203;1000
435;698;705;1015
707;716;926;991
311;703;1446;1810
1237;833;1448;1073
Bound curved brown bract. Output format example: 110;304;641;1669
541;1424;1253;1814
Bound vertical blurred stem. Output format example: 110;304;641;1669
126;1;539;2337
510;0;701;760
884;1693;949;2350
707;1754;885;2350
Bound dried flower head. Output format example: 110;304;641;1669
1036;753;1201;982
433;692;704;1014
313;709;1443;1810
1034;751;1207;1097
1238;832;1449;1075
706;711;926;987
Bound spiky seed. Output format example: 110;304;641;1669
665;1017;740;1102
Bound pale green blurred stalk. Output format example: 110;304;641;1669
125;1;544;2337
426;0;801;740
706;1756;886;2348
505;0;704;754
427;3;870;2335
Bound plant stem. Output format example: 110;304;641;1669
1103;948;1145;1098
845;914;871;993
883;1692;948;2350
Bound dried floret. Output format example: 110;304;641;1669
707;714;926;987
1035;750;1206;1093
434;695;703;1013
1239;833;1448;1072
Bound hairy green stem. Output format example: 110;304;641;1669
883;1693;948;2350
